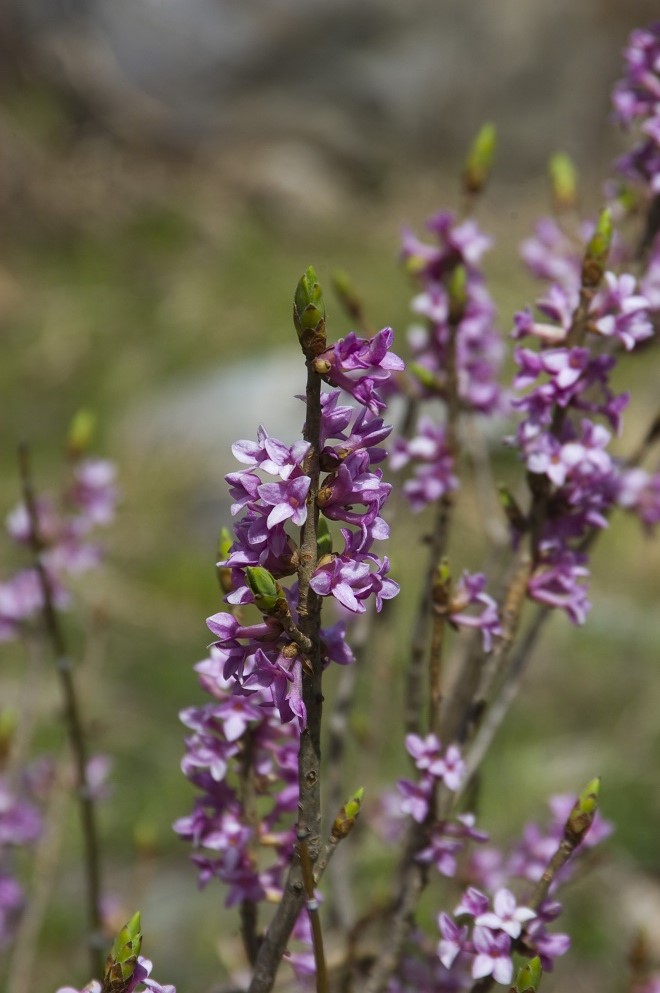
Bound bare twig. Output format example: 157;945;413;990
299;833;328;993
17;443;103;979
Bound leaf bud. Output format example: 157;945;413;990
245;565;286;615
332;787;365;840
512;956;542;993
331;268;364;323
448;265;468;323
216;527;233;594
67;409;96;460
549;153;578;211
294;266;327;356
564;777;600;846
582;209;612;288
103;911;142;992
463;123;497;195
316;516;333;559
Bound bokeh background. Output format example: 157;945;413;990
1;2;660;991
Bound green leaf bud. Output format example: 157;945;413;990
245;565;286;615
463;123;497;195
331;268;363;323
103;912;142;992
67;409;96;459
332;787;365;840
409;362;443;394
316;516;333;559
498;483;528;533
448;265;468;322
216;527;234;594
512;956;542;993
582;209;612;288
294;266;327;356
564;777;600;845
549;153;578;210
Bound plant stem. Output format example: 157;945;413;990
17;443;103;979
248;358;324;993
299;833;328;993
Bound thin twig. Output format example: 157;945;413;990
299;833;328;993
7;757;72;993
17;443;103;979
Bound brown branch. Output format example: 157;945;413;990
248;331;324;993
299;833;328;993
17;443;103;979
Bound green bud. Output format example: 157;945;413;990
409;362;443;393
564;777;600;845
0;710;16;766
463;123;496;195
67;409;96;459
512;956;542;993
245;565;286;614
331;268;363;321
294;266;327;356
216;527;234;594
316;516;333;559
332;787;365;839
549;153;578;210
431;558;452;612
103;912;142;992
448;265;468;322
582;208;612;288
498;483;528;533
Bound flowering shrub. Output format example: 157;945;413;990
1;18;660;993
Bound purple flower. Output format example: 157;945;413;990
232;426;310;480
471;926;513;985
314;328;404;413
454;887;490;919
448;572;502;652
437;913;469;969
475;888;536;939
257;475;311;528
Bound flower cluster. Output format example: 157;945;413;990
391;211;504;511
173;656;299;905
511;216;656;621
202;336;401;729
429;792;612;987
612;22;660;193
177;322;402;967
0;456;117;642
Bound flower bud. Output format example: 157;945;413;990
294;266;327;356
549;153;578;211
582;209;612;288
103;911;142;992
463;123;497;195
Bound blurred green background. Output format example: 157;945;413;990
1;3;660;991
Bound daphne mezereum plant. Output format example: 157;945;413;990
1;17;659;993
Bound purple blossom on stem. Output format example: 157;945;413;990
471;927;513;985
